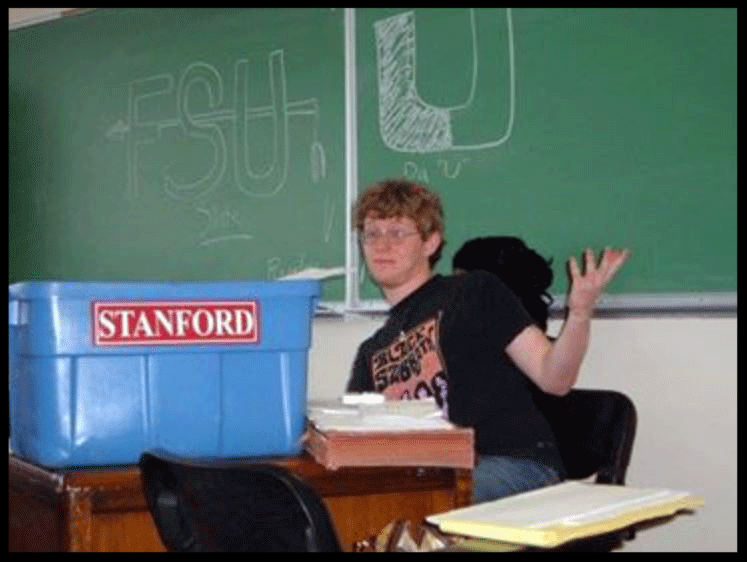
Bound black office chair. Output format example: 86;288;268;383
535;388;637;484
532;388;638;551
139;452;342;552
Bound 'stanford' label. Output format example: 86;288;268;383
92;301;259;346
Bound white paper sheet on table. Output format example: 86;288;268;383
307;396;454;432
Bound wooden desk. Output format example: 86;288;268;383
9;454;472;552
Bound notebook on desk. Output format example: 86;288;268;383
426;480;704;548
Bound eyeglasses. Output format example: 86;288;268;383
359;229;421;245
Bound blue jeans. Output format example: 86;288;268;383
472;455;562;504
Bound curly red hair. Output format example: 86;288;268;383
354;178;445;268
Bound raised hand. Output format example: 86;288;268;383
567;247;630;316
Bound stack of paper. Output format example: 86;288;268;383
426;481;704;548
305;397;474;470
307;396;453;432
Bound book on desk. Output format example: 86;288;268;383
426;480;704;549
304;396;474;470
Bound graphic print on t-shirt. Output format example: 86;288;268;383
370;316;448;413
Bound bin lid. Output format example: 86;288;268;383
8;280;321;300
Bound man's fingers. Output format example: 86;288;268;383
606;248;631;278
568;256;581;280
571;247;630;283
585;248;595;273
598;248;630;282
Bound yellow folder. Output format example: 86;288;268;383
426;481;704;548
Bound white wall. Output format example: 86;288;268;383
8;8;75;29
308;314;737;552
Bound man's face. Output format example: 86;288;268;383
361;215;441;291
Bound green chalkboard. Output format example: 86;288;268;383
355;8;737;301
9;9;738;309
9;8;346;301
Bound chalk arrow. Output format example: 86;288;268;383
105;119;130;142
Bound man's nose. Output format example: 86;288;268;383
370;234;394;249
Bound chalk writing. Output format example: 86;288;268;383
166;62;228;202
267;254;322;279
323;195;336;244
374;8;515;153
404;161;430;184
195;203;254;247
105;50;328;247
404;157;471;182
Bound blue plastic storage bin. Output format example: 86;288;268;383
9;280;320;469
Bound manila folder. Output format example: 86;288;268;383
426;480;703;548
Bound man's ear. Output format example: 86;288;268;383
423;231;443;258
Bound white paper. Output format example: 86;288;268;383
342;392;385;405
278;266;345;280
307;397;453;432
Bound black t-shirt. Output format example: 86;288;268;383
347;270;565;476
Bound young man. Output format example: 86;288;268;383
346;179;630;503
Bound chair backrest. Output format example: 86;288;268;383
534;389;637;485
139;452;342;552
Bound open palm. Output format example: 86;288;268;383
567;248;630;314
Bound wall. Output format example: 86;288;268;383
8;7;76;28
308;314;737;552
